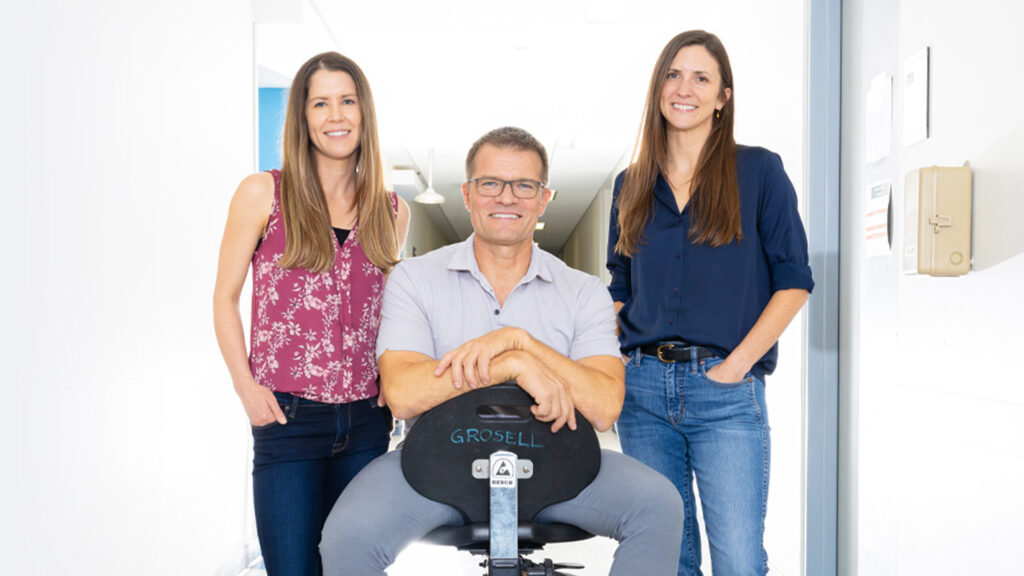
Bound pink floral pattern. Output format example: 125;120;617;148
248;170;392;403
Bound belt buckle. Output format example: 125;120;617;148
656;344;676;363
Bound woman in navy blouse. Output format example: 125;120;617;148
607;30;814;576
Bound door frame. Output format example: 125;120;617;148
804;0;841;575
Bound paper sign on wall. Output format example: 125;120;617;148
865;180;891;258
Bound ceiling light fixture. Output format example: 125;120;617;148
414;148;445;204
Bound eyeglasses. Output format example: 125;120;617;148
466;178;545;199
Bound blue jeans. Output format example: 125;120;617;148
252;392;392;576
617;348;770;576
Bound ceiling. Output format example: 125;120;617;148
254;0;802;253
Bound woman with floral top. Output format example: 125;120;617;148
213;51;409;576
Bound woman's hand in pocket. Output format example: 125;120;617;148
705;361;748;385
238;381;287;426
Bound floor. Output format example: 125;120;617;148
241;431;622;576
242;536;615;576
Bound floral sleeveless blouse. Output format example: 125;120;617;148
248;170;396;403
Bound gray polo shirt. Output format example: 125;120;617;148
377;235;619;362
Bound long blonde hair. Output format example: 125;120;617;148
277;51;398;273
615;30;740;257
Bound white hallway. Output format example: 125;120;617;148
2;1;1022;575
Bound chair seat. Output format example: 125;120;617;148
421;521;594;552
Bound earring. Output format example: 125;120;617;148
715;109;721;119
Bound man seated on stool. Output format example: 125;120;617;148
320;127;684;576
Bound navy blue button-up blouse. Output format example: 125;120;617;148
606;145;814;381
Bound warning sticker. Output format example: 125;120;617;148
490;457;516;488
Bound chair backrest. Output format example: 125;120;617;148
401;382;601;524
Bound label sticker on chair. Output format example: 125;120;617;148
490;456;516;488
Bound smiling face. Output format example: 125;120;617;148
659;44;731;138
305;68;362;165
462;143;550;251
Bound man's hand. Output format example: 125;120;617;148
502;350;577;433
435;327;527;389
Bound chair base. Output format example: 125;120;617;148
485;556;586;576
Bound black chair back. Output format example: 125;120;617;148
401;382;601;524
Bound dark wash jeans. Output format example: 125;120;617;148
252;391;392;576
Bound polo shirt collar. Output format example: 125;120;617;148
447;234;554;286
524;242;554;284
447;234;478;273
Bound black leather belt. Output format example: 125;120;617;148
639;343;717;363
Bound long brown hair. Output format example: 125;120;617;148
277;52;398;273
615;30;739;256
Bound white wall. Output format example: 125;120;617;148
404;203;453;259
840;1;1024;574
562;187;612;283
0;1;259;574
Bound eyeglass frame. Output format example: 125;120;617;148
464;177;547;199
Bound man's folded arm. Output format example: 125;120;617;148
519;336;624;433
382;342;621;433
379;349;521;421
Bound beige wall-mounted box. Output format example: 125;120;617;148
903;165;972;276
